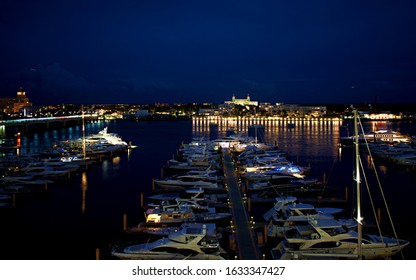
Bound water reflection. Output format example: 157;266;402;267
16;121;106;156
112;156;121;167
192;117;342;163
81;171;88;214
0;125;5;137
338;145;342;161
378;165;388;175
102;160;109;179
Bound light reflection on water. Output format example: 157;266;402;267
193;118;342;164
81;171;88;214
17;122;106;156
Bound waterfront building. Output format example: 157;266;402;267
217;94;259;115
217;94;328;118
135;109;151;119
275;103;327;117
225;94;259;106
0;87;33;116
198;108;221;116
258;102;275;115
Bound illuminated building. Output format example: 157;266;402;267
0;87;33;115
224;94;258;106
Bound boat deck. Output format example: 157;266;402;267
222;149;261;260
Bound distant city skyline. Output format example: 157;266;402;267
1;1;416;105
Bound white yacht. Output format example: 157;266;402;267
19;165;70;179
339;129;410;146
153;176;222;191
145;201;231;225
111;223;225;260
263;197;351;238
271;218;409;260
148;187;228;205
84;127;128;146
242;164;307;181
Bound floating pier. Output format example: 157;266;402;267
222;149;261;260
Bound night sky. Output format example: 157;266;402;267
1;0;416;105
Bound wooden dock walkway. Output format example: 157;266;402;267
222;149;261;260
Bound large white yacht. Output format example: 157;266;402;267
111;223;225;260
271;218;409;260
84;127;128;146
263;197;351;238
339;129;410;146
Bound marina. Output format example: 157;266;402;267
0;117;414;260
2;2;416;278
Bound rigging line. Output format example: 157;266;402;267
358;155;384;241
357;116;402;243
364;149;407;260
357;115;406;259
357;118;383;234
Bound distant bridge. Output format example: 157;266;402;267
0;114;99;134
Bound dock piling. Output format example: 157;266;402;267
263;224;268;244
123;212;127;232
345;186;348;200
377;208;381;224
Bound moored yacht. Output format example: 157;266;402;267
145;201;231;225
111;223;225;260
84;127;129;147
153;176;222;191
271;218;409;260
263;197;351;238
339;129;410;146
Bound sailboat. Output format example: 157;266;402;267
271;109;410;260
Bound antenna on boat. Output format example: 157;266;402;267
353;109;363;259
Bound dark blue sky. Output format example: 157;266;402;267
1;0;416;105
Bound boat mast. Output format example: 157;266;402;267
82;105;86;159
354;109;363;259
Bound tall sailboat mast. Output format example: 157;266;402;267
354;109;363;259
82;105;86;159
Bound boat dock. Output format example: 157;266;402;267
222;149;261;260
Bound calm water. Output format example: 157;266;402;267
0;119;415;260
